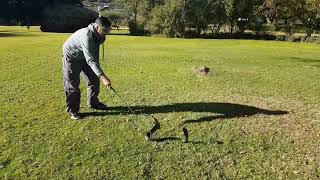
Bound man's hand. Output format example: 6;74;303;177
100;75;112;90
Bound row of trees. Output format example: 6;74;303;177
1;0;319;39
114;0;320;38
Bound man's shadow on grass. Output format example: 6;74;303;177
82;102;287;143
82;102;288;123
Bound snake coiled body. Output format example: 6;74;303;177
145;116;188;143
144;116;160;141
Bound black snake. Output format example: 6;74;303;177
110;87;189;143
144;115;189;143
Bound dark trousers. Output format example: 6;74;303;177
62;52;100;114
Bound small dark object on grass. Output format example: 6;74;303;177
145;117;160;141
182;127;189;143
192;66;210;75
145;132;152;140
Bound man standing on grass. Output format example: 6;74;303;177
62;17;112;120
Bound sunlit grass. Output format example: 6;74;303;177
0;26;319;179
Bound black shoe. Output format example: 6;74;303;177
70;112;81;120
89;102;107;110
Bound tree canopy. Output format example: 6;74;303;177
1;0;319;38
112;0;320;37
0;0;82;25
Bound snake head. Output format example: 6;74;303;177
182;127;189;143
145;132;152;141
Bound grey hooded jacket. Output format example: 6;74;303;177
62;23;105;77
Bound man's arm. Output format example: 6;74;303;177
81;34;112;88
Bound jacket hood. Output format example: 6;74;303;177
88;23;105;44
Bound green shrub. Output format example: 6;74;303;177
303;36;320;43
101;10;128;27
128;20;150;36
40;4;97;32
275;35;287;41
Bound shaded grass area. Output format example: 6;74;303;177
0;26;319;179
82;103;288;123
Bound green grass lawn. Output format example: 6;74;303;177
0;26;319;179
